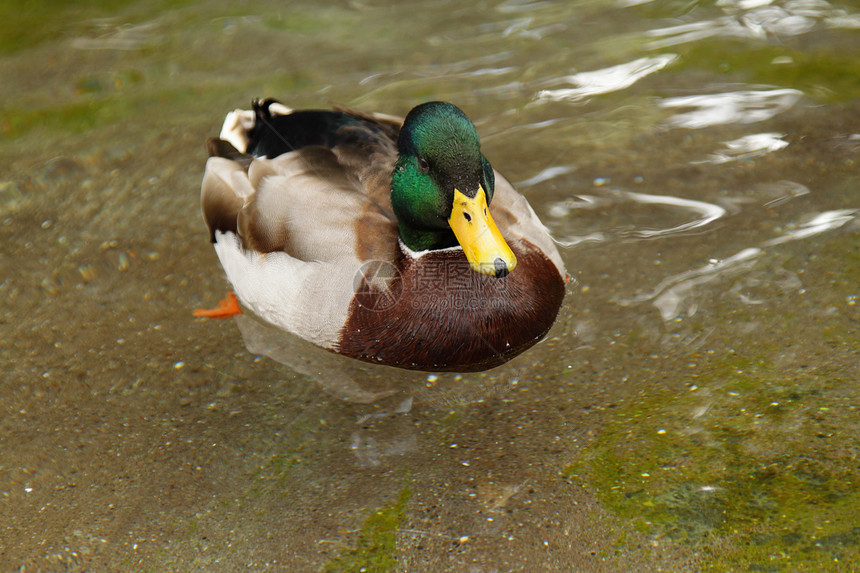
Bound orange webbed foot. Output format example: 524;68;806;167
193;292;243;318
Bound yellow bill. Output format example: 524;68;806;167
448;187;517;278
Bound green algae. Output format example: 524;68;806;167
563;229;860;569
2;98;128;139
0;69;311;143
671;42;860;103
262;8;358;36
324;484;412;573
248;452;302;494
0;0;194;55
0;0;131;54
565;232;860;569
566;349;860;571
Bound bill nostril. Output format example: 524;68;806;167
494;257;509;278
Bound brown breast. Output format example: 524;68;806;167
337;242;566;371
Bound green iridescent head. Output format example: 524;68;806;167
390;102;515;277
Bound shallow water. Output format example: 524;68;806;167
1;0;858;570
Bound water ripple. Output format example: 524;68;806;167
763;209;857;246
537;54;678;103
497;0;554;14
549;189;727;245
70;20;158;50
617;209;856;320
517;165;576;188
623;247;763;321
622;191;727;238
758;180;811;207
660;88;802;128
696;132;790;164
644;0;860;48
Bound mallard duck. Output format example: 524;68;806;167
199;99;566;372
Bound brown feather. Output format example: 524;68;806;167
337;242;565;371
201;156;245;242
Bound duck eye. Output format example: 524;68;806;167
417;156;429;172
464;212;472;222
